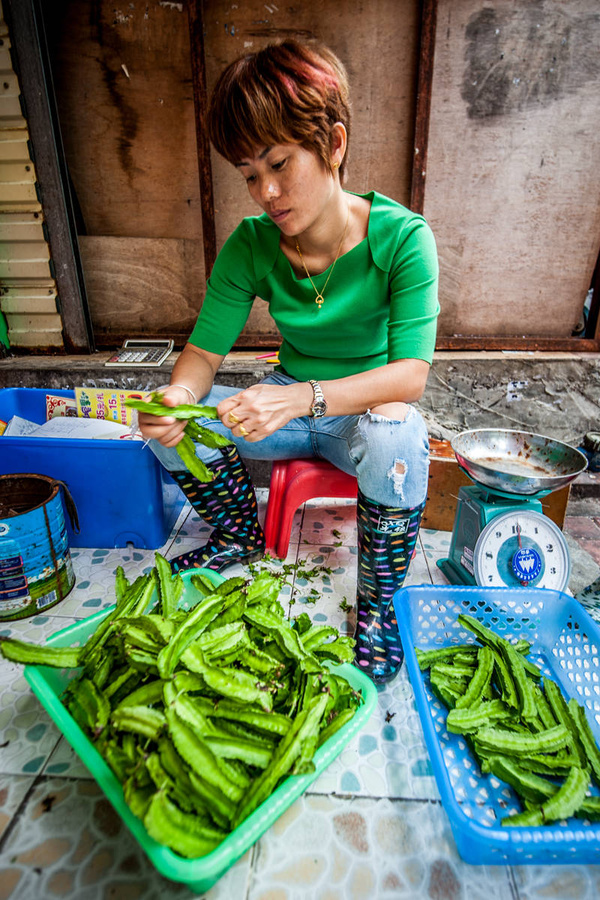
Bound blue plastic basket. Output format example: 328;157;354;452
395;584;600;865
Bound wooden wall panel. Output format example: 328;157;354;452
78;236;204;341
426;0;600;339
203;0;420;248
45;1;202;242
44;0;419;346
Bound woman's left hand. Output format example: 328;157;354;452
218;382;313;442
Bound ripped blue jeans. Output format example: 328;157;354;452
149;372;430;508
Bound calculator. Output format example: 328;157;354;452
105;339;174;367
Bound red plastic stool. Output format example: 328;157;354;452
264;458;358;559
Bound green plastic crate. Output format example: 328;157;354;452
24;569;377;893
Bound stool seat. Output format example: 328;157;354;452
264;458;357;559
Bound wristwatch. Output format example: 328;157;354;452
308;380;327;418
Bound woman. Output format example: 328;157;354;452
138;39;439;683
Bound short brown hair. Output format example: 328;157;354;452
207;39;351;179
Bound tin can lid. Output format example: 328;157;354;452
583;432;600;453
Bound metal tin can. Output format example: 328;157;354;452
0;474;76;620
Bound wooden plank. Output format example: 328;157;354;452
0;161;36;183
1;293;57;314
0;116;27;131
0;275;54;287
0;182;38;202
0;129;32;160
78;236;205;340
437;336;600;352
0;95;22;118
5;311;62;331
411;0;438;214
43;1;203;242
426;0;600;341
0;71;18;96
0;239;49;260
8;328;63;347
187;0;216;277
0;212;44;241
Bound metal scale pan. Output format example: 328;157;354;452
451;428;588;498
438;429;588;590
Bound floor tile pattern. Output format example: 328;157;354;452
0;490;598;898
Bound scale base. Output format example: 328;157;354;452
441;484;543;588
437;556;476;586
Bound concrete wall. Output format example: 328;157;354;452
2;352;598;448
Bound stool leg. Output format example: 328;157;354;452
276;497;297;560
264;461;288;556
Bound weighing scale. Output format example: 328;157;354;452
437;429;588;591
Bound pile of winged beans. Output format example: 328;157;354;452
417;614;600;827
0;556;362;858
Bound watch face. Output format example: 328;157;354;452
311;400;326;417
473;510;570;591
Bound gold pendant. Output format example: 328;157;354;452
315;294;324;309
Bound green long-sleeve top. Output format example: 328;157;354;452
189;190;440;382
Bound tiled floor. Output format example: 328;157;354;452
1;493;600;899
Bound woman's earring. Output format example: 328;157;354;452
333;161;340;170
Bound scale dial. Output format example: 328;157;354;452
473;510;570;591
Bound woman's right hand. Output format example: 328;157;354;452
137;386;191;447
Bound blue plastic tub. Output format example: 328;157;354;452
395;584;600;865
0;388;183;549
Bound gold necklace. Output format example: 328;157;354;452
295;202;350;309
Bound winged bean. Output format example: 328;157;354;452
115;679;164;710
158;587;242;677
499;641;537;720
475;724;570;756
125;395;219;420
65;676;111;737
567;698;600;785
317;707;357;748
166;709;243;804
144;791;226;858
0;639;81;668
232;693;329;828
174;432;215;482
181;647;274;711
523;766;590;826
455;646;495;710
415;644;476;670
110;705;166;740
154;552;184;618
447;699;512;734
542;681;588;767
487;756;556;804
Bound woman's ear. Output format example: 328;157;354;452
330;122;347;168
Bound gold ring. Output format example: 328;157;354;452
239;425;249;437
228;412;240;425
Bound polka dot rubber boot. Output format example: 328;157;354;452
169;444;265;573
354;489;424;684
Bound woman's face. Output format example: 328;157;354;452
235;142;337;238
